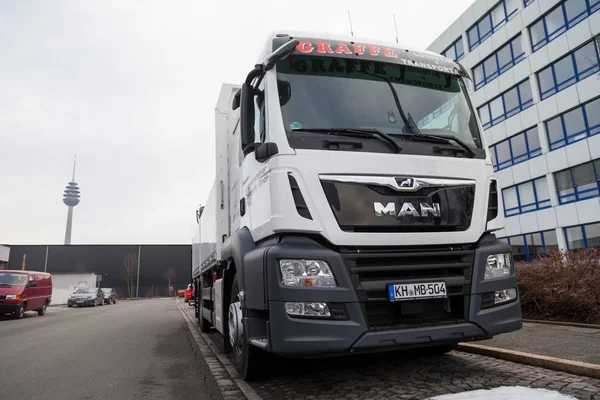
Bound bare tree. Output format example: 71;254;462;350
75;258;86;273
164;268;176;297
121;253;138;299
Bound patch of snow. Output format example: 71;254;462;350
429;386;576;400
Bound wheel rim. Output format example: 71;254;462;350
228;296;243;356
19;306;24;318
42;304;46;313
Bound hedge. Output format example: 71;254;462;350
516;248;600;324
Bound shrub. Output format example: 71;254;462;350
516;248;600;324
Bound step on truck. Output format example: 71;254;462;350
192;31;522;380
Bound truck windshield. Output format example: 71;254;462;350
276;55;483;153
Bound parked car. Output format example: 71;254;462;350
185;284;194;305
68;287;104;307
100;288;117;304
0;270;53;319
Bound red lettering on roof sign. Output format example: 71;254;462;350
368;45;380;56
383;47;398;58
352;43;365;55
334;43;353;54
316;42;334;53
296;41;314;53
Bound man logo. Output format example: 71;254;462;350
398;178;414;188
374;202;441;217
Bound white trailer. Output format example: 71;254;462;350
192;31;522;380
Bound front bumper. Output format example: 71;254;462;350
68;299;96;306
0;303;20;314
254;234;522;355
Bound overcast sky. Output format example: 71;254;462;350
0;0;474;245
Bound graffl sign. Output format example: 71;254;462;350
272;37;467;77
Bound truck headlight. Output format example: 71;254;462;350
485;253;513;280
6;294;17;300
279;259;337;287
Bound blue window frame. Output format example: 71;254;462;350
502;230;559;261
473;35;525;90
565;222;600;249
537;39;600;101
546;97;600;150
503;177;552;216
529;0;600;52
478;80;534;130
524;0;535;6
554;159;600;204
443;38;465;62
467;0;519;51
491;126;542;171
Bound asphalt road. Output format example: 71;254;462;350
0;299;221;400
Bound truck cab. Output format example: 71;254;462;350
192;31;522;380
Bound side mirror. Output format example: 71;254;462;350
28;280;37;288
265;39;300;71
240;82;256;155
254;142;279;163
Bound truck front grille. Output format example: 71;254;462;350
341;244;474;330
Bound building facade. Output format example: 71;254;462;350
428;0;600;261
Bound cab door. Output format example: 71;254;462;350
26;274;41;310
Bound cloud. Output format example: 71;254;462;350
0;0;474;244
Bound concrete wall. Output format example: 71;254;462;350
51;273;99;305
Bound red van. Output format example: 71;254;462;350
0;270;53;319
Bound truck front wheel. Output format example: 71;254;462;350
228;273;271;380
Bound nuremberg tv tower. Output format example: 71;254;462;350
63;156;81;245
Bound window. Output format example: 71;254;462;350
443;38;465;62
478;80;533;129
565;222;600;249
473;35;525;90
490;126;542;171
503;177;552;216
503;230;559;261
537;40;600;101
467;0;519;51
545;97;600;150
554;159;600;204
254;79;266;143
529;0;600;52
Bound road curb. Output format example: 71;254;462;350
175;299;263;400
457;343;600;379
523;319;600;330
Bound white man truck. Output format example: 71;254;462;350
192;31;522;380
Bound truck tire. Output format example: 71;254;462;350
228;273;271;380
198;278;211;333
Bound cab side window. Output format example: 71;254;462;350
254;79;266;143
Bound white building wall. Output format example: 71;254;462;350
428;0;600;259
51;273;98;305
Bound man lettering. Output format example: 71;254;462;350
383;47;398;58
352;43;366;55
368;45;380;56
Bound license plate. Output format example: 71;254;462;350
77;301;84;304
388;282;447;302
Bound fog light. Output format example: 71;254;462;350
285;302;331;317
494;288;517;305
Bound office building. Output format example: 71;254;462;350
428;0;600;260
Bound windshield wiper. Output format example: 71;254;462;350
0;283;12;287
391;132;476;158
291;127;402;153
